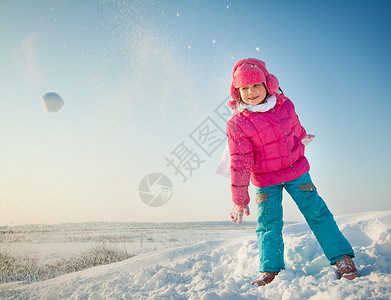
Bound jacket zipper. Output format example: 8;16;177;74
271;109;298;178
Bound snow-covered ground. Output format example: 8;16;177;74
0;222;256;265
1;211;390;300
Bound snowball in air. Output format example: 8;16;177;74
42;92;64;112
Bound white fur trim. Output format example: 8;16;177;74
236;94;277;113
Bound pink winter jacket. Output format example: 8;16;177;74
227;93;310;206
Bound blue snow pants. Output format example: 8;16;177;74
255;172;354;272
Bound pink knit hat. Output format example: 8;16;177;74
229;58;279;108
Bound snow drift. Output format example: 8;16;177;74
1;211;390;299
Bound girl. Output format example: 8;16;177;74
222;58;358;286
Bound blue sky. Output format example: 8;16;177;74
1;0;390;225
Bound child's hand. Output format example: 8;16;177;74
302;134;315;146
230;204;250;225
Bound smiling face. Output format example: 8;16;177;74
239;83;268;106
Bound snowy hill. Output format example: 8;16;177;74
1;211;390;299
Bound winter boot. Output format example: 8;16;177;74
252;272;278;286
336;255;359;280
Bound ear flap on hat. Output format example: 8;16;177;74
266;74;279;94
230;84;240;103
